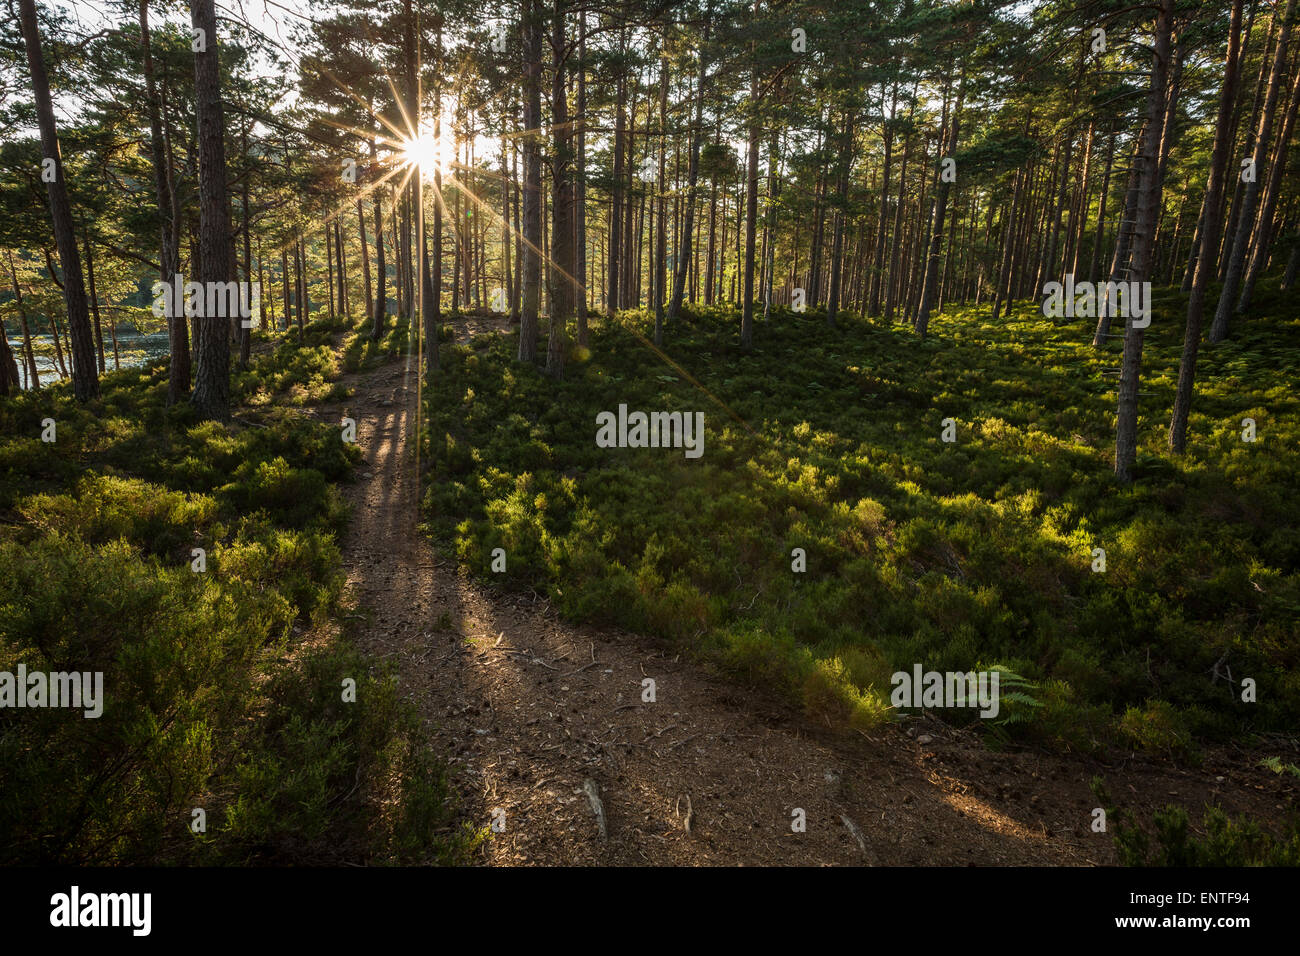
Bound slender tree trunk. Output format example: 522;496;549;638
547;0;574;377
426;25;444;378
826;112;854;328
1211;0;1295;341
1088;123;1117;284
762;128;781;323
917;79;963;337
512;134;523;321
295;239;306;337
869;84;897;316
575;13;589;343
1240;59;1300;310
140;0;188;402
372;147;387;338
188;0;232;419
1094;127;1145;346
518;0;543;362
608;49;626;316
740;42;760;350
653;32;669;345
501;120;514;323
325;224;336;321
335;219;346;319
1220;4;1274;282
19;0;98;401
85;238;106;374
238;122;253;365
991;167;1024;322
358;199;373;323
281;247;290;331
704;122;719;305
1171;0;1244;452
1114;0;1173;482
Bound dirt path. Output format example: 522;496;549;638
316;337;1291;866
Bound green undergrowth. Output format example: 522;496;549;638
422;279;1300;755
341;313;413;373
1092;778;1300;865
0;315;477;864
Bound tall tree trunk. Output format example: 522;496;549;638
1114;0;1173;482
19;0;98;401
281;247;290;331
1170;0;1243;453
1088;122;1117;283
518;0;543;362
574;12;589;344
426;25;444;379
512;133;523;321
1067;119;1095;278
326;224;336;320
358;199;373;323
608;46;626;316
869;84;897;317
1240;58;1300;310
1094;127;1145;346
338;221;348;317
85;238;105;374
140;0;187;402
238;122;253;365
295;239;306;337
189;0;233;419
372;144;387;338
991;167;1024;322
761;128;781;323
501;120;514;323
917;79;963;337
653;31;669;345
885;99;916;324
826;112;854;328
547;0;574;377
740;41;760;350
1210;0;1294;342
1220;3;1273;282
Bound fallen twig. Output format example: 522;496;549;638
840;813;875;864
675;793;695;835
582;778;607;840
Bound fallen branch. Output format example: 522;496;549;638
840;814;876;864
675;793;694;835
582;778;607;840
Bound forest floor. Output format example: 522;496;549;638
315;320;1294;866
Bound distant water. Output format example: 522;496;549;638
5;328;172;390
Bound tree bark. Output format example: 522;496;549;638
139;0;188;402
916;79;963;337
19;0;98;401
187;0;234;419
518;0;543;363
1239;55;1300;310
575;12;589;343
1210;0;1294;342
372;141;387;339
1170;0;1243;453
740;39;760;350
546;0;574;377
1114;0;1173;482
